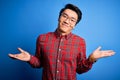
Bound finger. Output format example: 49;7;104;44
109;52;115;56
102;50;115;53
18;48;25;53
103;51;115;57
9;53;23;60
8;53;15;57
106;52;115;57
8;53;18;59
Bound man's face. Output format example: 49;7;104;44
58;9;78;35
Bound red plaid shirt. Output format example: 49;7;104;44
29;31;93;80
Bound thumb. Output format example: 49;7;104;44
96;46;102;51
18;47;25;53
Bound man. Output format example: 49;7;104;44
8;4;115;80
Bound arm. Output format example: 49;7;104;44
76;39;93;74
76;39;115;74
8;36;42;68
28;35;43;68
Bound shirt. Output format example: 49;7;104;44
28;31;93;80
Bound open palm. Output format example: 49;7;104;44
91;46;115;60
8;48;31;61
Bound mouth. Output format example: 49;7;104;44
62;23;69;28
62;23;74;29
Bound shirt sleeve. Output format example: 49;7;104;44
76;39;94;74
28;35;42;68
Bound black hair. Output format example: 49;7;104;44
59;4;82;24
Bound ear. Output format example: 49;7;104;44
58;16;60;21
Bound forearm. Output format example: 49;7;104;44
76;58;93;74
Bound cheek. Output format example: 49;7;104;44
70;25;74;29
59;18;63;24
69;24;75;29
58;20;64;28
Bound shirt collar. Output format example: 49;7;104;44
54;29;72;39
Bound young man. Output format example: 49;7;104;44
8;4;115;80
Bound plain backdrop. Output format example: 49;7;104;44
0;0;120;80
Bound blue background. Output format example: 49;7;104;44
0;0;120;80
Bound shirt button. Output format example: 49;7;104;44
57;70;59;73
57;60;60;62
59;49;61;51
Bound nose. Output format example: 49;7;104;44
64;18;69;24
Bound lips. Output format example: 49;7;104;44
62;23;69;28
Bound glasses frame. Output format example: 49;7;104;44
60;13;77;25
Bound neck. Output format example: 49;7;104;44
56;29;70;36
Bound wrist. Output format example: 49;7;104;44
88;55;97;63
27;55;32;62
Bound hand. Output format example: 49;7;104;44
89;46;115;62
8;48;31;61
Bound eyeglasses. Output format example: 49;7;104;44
61;13;77;24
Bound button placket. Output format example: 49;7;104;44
59;48;61;51
55;37;63;80
57;70;59;73
57;59;60;62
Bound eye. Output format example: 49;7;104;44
62;14;68;18
71;19;76;22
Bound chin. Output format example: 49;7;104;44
60;30;67;33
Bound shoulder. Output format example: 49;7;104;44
37;32;54;40
72;33;85;42
39;32;54;37
72;33;86;46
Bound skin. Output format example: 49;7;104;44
57;9;77;35
8;9;115;62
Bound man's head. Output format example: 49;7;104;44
57;4;82;35
59;4;82;24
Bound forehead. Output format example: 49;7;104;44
62;9;78;19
